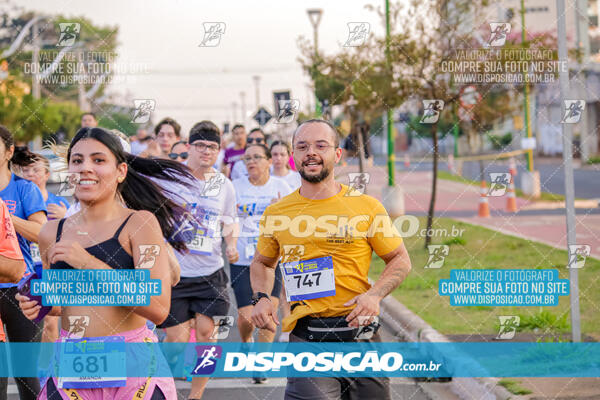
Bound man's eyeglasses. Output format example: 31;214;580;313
242;155;267;163
294;142;335;153
168;152;188;160
191;142;219;152
247;137;264;144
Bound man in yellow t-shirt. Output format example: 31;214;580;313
250;119;411;400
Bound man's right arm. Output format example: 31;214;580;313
250;252;280;332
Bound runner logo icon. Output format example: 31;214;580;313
191;345;222;375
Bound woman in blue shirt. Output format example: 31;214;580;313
0;125;47;400
20;154;69;220
20;153;70;344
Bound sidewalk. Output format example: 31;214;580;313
337;163;600;400
336;164;600;255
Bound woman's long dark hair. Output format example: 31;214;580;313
0;125;38;169
68;127;195;252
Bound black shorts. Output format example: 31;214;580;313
230;263;282;308
157;268;230;329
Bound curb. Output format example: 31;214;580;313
379;295;514;400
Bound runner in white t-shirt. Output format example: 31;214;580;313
157;121;239;399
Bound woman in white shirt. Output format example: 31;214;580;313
269;140;301;190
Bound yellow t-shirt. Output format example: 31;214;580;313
257;184;403;332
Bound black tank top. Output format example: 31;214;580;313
50;214;135;270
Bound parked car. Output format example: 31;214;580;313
35;149;67;183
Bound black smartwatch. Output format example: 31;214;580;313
251;292;270;306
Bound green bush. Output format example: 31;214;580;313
518;310;569;332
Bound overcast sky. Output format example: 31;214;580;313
22;0;388;133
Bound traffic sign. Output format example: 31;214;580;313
253;107;272;126
273;91;291;118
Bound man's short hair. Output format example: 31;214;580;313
232;124;245;132
81;112;96;120
154;117;181;137
249;127;265;137
293;119;339;148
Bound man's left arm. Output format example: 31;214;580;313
345;243;411;327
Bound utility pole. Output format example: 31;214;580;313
31;21;40;99
253;75;260;110
556;0;581;343
520;0;533;172
385;0;394;186
575;0;591;163
307;8;323;115
240;91;246;125
232;101;238;123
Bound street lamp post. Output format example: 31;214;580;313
307;8;323;115
240;91;246;125
253;75;261;110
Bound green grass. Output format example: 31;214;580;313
437;170;566;202
587;156;600;165
498;379;533;395
368;217;600;338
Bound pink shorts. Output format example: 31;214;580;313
38;324;176;400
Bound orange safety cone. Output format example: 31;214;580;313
478;180;490;217
509;157;517;177
506;158;518;212
404;154;410;169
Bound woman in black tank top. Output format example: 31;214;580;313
15;127;197;399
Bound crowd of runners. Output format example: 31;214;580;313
0;112;411;400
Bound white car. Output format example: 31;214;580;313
35;149;67;183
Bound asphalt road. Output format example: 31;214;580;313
363;156;600;200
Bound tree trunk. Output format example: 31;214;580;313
356;123;366;177
425;123;439;248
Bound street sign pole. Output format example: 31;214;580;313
556;0;581;343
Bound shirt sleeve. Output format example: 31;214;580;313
20;181;46;217
367;199;403;257
57;196;70;208
223;180;238;220
0;200;24;260
256;206;280;259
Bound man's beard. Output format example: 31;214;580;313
299;163;331;183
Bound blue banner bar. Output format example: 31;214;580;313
2;342;599;378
